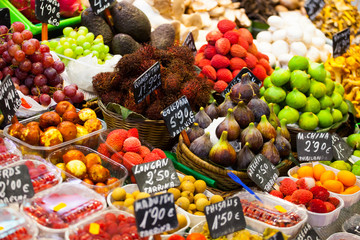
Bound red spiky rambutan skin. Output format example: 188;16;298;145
216;68;233;83
247;43;258;56
143;152;162;163
215;38;231;55
230;57;247;71
152;148;166;158
238;37;249;50
201;65;217;80
97;143;111;158
198;59;211;69
163;73;182;92
204;45;217;60
257;52;269;61
195;52;205;65
217;19;236;33
206;31;223;45
198;44;208;53
123;137;142;153
310;186;330;201
258;58;272;72
270;190;284;198
232;70;240;78
244;53;258;69
214;80;228;93
127;128;139;138
308;199;327;213
211;54;230;69
139;146;151;158
238;28;253;45
224;31;240;45
252;64;267;81
181;80;200;101
207;79;215;88
123;152;143;172
230;44;247;58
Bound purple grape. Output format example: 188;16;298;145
40;85;50;94
70;90;84;103
39;94;51;106
44;67;57;81
34;74;47;87
53;61;65;74
64;85;76;97
19;85;29;95
24;76;34;88
53;90;66;103
31;87;39;96
11;77;20;85
15;68;28;80
2;51;12;63
0;58;6;69
31;62;43;75
48;74;61;87
3;67;14;77
19;59;32;72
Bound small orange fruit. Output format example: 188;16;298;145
297;166;314;178
323;180;344;193
342;185;360;194
84;153;102;169
292;173;299;179
63;149;86;165
320;170;336;184
82;178;94;186
313;164;326;181
315;181;322;186
95;182;108;195
337;170;357;187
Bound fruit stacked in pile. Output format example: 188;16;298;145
24;160;60;193
1;227;33;240
195;19;273;93
0;136;21;166
0;22;66;106
111;186;151;213
270;177;341;213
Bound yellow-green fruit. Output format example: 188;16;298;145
126;193;133;199
196;198;210;211
176;197;190;211
181;191;194;203
194;193;207;203
168;188;181;201
181;181;195;193
194;211;205;216
112;187;127;201
317;108;333;128
194;180;207;193
264;86;287;103
136;192;150;200
132;190;140;198
210;195;224;204
189;203;197;211
299;112;319;130
182;175;196;183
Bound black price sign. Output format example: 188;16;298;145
162;96;195;137
247;154;279;192
132;158;180;194
0;165;35;204
0;8;11;28
89;0;115;15
133;62;161;104
333;28;350;58
332;133;353;160
204;197;246;239
182;32;197;55
304;0;325;20
0;75;21;126
134;193;178;237
297;132;333;162
296;223;321;240
35;0;60;26
268;232;285;240
221;68;262;97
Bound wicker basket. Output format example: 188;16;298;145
99;100;172;149
176;134;293;191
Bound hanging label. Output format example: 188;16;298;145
332;133;353;160
297;132;333;161
204;197;246;239
35;0;60;26
134;193;178;237
0;75;21;126
0;8;11;28
162;96;195;137
221;68;262;97
247;154;279;192
296;222;321;240
0;165;35;204
182;32;197;55
304;0;325;20
89;0;115;15
133;61;161;104
333;28;350;58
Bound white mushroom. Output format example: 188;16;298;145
268;16;284;28
311;37;326;49
256;31;272;43
257;42;272;53
271;40;289;58
290;42;307;56
272;29;287;41
286;27;303;42
306;46;320;62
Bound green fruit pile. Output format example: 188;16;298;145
260;55;349;131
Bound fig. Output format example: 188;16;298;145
334;83;345;96
205;100;219;120
264;86;287;103
218;93;235;117
288;55;309;71
280;119;291;142
240;123;263;152
189;132;213;159
261;139;280;165
75;125;89;144
57;121;77;141
257;115;276;141
331;92;342;108
301;94;321;114
278;106;299;124
308;79;326;99
230;73;256;104
299;112;319;131
332;109;343;123
268;103;280;129
347;133;360;149
339;101;349;115
78;108;97;122
319;95;333;110
39;112;61;129
233;101;254;128
187;123;205;143
209;131;236;167
290;70;310;93
324;77;335;96
62;110;80;124
20;126;40;145
216;108;241;141
274;127;291;158
195;107;212;129
55;101;76;116
317;108;333;128
8;122;24;139
308;62;326;82
88;164;110;183
84;118;102;133
236;142;254;170
40;127;63;146
263;76;273;88
286;88;307;109
247;95;270;123
66;160;87;179
270;68;291;87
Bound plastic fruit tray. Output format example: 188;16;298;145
0;137;22;168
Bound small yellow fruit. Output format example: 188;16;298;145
168;188;181;201
181;191;194;203
189;203;196;211
136;192;151;200
210;195;224;204
178;176;183;183
132;190;140;198
196;198;210;212
124;198;135;207
337;170;357;187
176;197;190;211
126;193;133;199
112;187;127;201
194;211;205;216
194;193;207;203
194;180;207;193
183;175;196;183
177;214;187;229
181;181;195;193
127;205;134;213
112;201;124;208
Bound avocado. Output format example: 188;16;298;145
110;1;151;43
81;8;114;47
151;24;175;50
112;33;140;56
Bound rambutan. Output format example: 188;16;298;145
214;80;228;93
163;73;182;92
308;199;327;213
279;178;297;196
310;186;330;201
216;68;233;83
181;80;200;101
211;54;230;69
291;189;313;205
217;19;236;33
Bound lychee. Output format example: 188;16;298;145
206;31;223;45
252;64;267;81
215;38;231;55
211;54;230;69
216;68;233;83
244;53;258;69
230;44;247;58
204;45;217;59
224;31;240;45
214;80;228;93
123;137;141;153
230;57;246;71
217;19;236;33
201;65;217;80
238;28;253;45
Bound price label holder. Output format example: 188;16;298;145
247;154;279;192
182;32;197;55
204;196;246;239
295;222;321;240
221;68;262;97
132;158;180;194
332;133;353;161
89;0;115;15
0;165;35;204
134;193;178;238
0;8;11;28
296;132;333;162
134;62;161;104
0;75;21;127
35;0;60;41
333;28;350;58
304;0;325;20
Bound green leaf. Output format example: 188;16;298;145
106;102;147;120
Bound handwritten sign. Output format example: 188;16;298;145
333;28;350;58
134;193;178;237
133;62;161;104
304;0;325;20
162;96;195;137
221;68;262;97
204;197;246;239
332;133;353;160
268;232;285;240
0;8;10;28
296;222;321;240
0;75;21;126
247;154;279;192
182;32;197;55
0;165;35;204
89;0;115;15
35;0;60;26
132;158;180;194
297;132;333;161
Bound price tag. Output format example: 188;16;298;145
221;68;262;97
295;222;321;240
35;0;60;26
297;132;333;162
247;154;279;192
0;75;21;126
132;158;180;194
0;8;11;28
333;28;350;58
0;165;35;204
304;0;325;20
162;96;195;137
133;62;161;104
204;197;246;239
268;232;285;240
134;193;178;237
89;223;100;235
332;133;353;160
89;0;115;15
182;32;197;55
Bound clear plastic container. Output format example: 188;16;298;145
0;137;23;167
326;232;360;240
21;183;106;235
342;214;360;235
288;162;360;207
0;207;38;240
234;191;307;237
3;111;107;158
47;145;128;197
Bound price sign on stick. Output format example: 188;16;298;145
162;96;195;137
0;75;21;126
296;222;321;240
221;68;262;97
0;165;35;204
297;132;333;161
89;0;115;15
35;0;60;26
0;8;11;28
182;32;197;55
332;133;353;161
247;154;279;192
333;28;350;58
132;158;180;194
204;197;246;239
304;0;325;20
134;193;178;238
133;62;161;104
